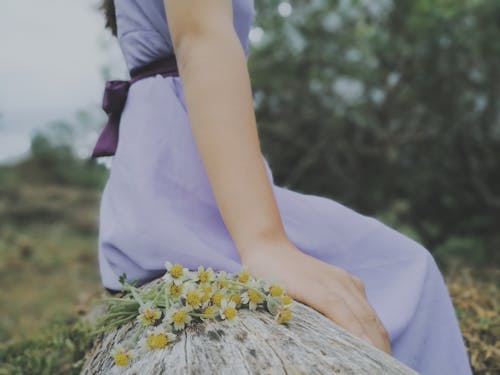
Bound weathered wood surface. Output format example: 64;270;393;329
81;278;418;375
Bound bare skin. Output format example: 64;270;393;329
164;0;391;355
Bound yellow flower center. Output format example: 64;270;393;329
113;352;130;366
212;292;224;307
146;333;169;349
281;295;292;305
169;283;183;297
200;284;212;294
197;270;210;283
185;290;201;307
217;280;228;289
276;308;292;324
172;310;187;325
170;264;184;278
248;289;263;304
203;306;215;315
200;286;212;303
230;293;241;305
223;306;237;320
238;271;250;283
141;308;160;324
269;284;283;297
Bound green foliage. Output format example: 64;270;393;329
434;235;487;265
251;0;500;266
17;132;108;190
0;224;101;342
0;318;96;375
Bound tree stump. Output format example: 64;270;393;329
80;278;418;374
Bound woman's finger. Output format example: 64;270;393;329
373;314;392;354
333;287;387;353
313;289;369;342
345;275;392;354
349;274;366;295
306;269;383;351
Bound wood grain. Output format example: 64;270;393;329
81;278;418;375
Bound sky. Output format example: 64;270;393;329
0;0;294;165
0;0;126;164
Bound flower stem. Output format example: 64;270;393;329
188;312;216;319
225;280;267;299
164;288;171;316
90;316;134;335
125;324;147;347
129;287;144;306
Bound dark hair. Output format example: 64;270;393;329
100;0;117;37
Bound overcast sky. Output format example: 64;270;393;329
0;0;126;163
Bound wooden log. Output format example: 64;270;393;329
80;278;418;374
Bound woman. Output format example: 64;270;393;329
94;0;472;373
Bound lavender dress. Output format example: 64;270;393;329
97;1;472;373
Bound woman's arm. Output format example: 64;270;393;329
164;0;286;254
163;0;391;355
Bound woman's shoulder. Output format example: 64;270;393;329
114;0;255;71
115;0;174;71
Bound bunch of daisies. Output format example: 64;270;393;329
91;261;294;367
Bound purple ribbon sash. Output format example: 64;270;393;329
91;55;179;158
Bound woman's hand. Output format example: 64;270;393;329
164;2;386;356
239;236;392;356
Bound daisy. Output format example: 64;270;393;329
211;289;227;307
229;292;242;307
237;267;251;284
182;281;202;309
110;344;135;367
219;298;238;321
193;265;215;284
200;305;218;321
165;279;184;298
136;301;162;326
274;306;292;324
163;261;189;285
140;325;177;351
246;278;261;290
215;270;229;289
241;287;265;311
266;283;284;298
164;306;192;331
280;294;293;306
199;283;214;305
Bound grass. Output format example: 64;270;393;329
0;318;96;375
0;223;102;343
445;261;499;374
0;183;498;374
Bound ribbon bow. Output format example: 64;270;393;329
91;80;132;158
90;55;180;159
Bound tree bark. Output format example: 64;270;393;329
80;278;418;374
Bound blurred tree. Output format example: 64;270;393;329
14;131;108;189
250;0;500;265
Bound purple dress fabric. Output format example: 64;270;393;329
97;1;473;374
